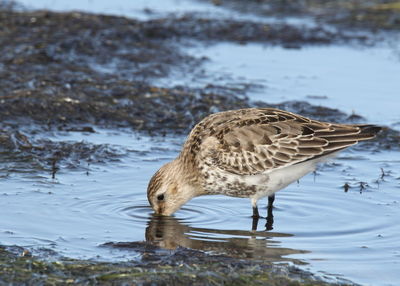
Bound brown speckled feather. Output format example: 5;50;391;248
181;108;380;176
147;107;381;216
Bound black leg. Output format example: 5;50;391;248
268;194;275;210
252;206;260;218
265;205;274;230
265;194;275;231
251;205;260;231
252;216;259;231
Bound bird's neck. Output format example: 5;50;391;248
172;156;203;197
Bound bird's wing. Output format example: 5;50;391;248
189;108;379;175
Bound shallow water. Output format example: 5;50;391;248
3;1;400;285
184;43;400;128
15;0;228;19
1;129;399;285
15;0;312;24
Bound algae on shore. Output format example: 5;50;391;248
0;245;352;286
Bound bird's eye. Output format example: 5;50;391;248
157;194;164;201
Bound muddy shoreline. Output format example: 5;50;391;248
1;1;399;285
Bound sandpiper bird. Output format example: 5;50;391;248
147;108;381;217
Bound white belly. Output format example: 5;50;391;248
249;152;340;202
252;160;317;200
201;153;337;201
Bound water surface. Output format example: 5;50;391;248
16;0;227;19
2;1;400;285
1;129;399;286
185;43;400;127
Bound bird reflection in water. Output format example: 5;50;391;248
145;214;307;262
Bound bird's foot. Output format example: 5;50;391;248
265;216;274;231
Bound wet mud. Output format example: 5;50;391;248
0;128;123;175
0;7;371;131
1;1;399;285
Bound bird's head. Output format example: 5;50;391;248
147;160;198;216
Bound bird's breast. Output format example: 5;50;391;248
199;163;270;198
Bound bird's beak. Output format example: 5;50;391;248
155;205;166;216
154;206;176;216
